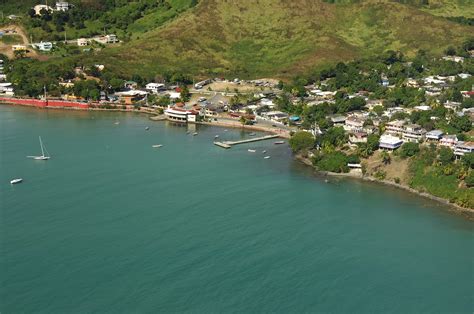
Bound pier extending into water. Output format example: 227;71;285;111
214;134;280;149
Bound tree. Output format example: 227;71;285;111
438;147;454;165
373;105;384;116
445;46;456;56
109;78;124;91
180;85;191;102
313;151;349;173
465;171;474;187
399;142;420;158
461;153;474;169
381;150;391;165
289;131;315;153
450;115;471;132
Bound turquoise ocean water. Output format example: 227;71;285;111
1;105;473;313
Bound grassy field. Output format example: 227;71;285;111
0;35;23;45
91;0;474;79
2;0;473;79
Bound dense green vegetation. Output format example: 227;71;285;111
21;0;197;42
408;146;473;208
91;0;473;78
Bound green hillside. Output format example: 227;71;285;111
94;0;473;78
2;0;473;79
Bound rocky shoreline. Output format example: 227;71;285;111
295;154;474;216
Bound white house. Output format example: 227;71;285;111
425;130;444;141
379;135;403;150
55;1;71;11
402;124;426;143
454;142;474;157
33;5;53;15
77;38;89;46
34;42;53;51
440;135;458;148
145;83;165;94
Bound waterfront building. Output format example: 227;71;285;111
164;106;198;123
379;134;403;150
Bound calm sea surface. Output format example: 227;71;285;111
1;105;473;313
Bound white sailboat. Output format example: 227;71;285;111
27;136;50;160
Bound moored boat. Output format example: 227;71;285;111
10;178;23;184
152;144;163;148
27;136;50;160
248;149;256;153
274;141;285;145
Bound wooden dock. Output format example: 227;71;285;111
214;134;280;149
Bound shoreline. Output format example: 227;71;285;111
195;120;291;138
295;154;474;216
2;102;471;216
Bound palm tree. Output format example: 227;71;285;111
381;150;391;165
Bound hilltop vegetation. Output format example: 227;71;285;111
93;0;473;78
1;0;473;79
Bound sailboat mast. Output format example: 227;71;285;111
39;136;45;156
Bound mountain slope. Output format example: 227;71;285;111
96;0;473;78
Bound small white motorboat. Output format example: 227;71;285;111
193;132;198;136
215;135;219;139
264;156;271;159
145;126;150;130
114;121;120;125
152;144;163;148
274;141;285;145
248;149;256;153
262;150;267;154
249;133;256;136
10;178;23;184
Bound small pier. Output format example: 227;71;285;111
214;134;280;149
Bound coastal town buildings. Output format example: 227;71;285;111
145;83;165;94
164;106;198;122
379;135;403;150
454;142;474;157
440;135;459;148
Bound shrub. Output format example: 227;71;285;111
399;142;420;158
313;151;349;173
461;153;474;169
289;131;315;153
374;170;387;180
394;177;401;184
438;147;454;165
465;171;474;187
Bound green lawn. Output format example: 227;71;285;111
0;35;23;45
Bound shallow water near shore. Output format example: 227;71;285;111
1;105;473;313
